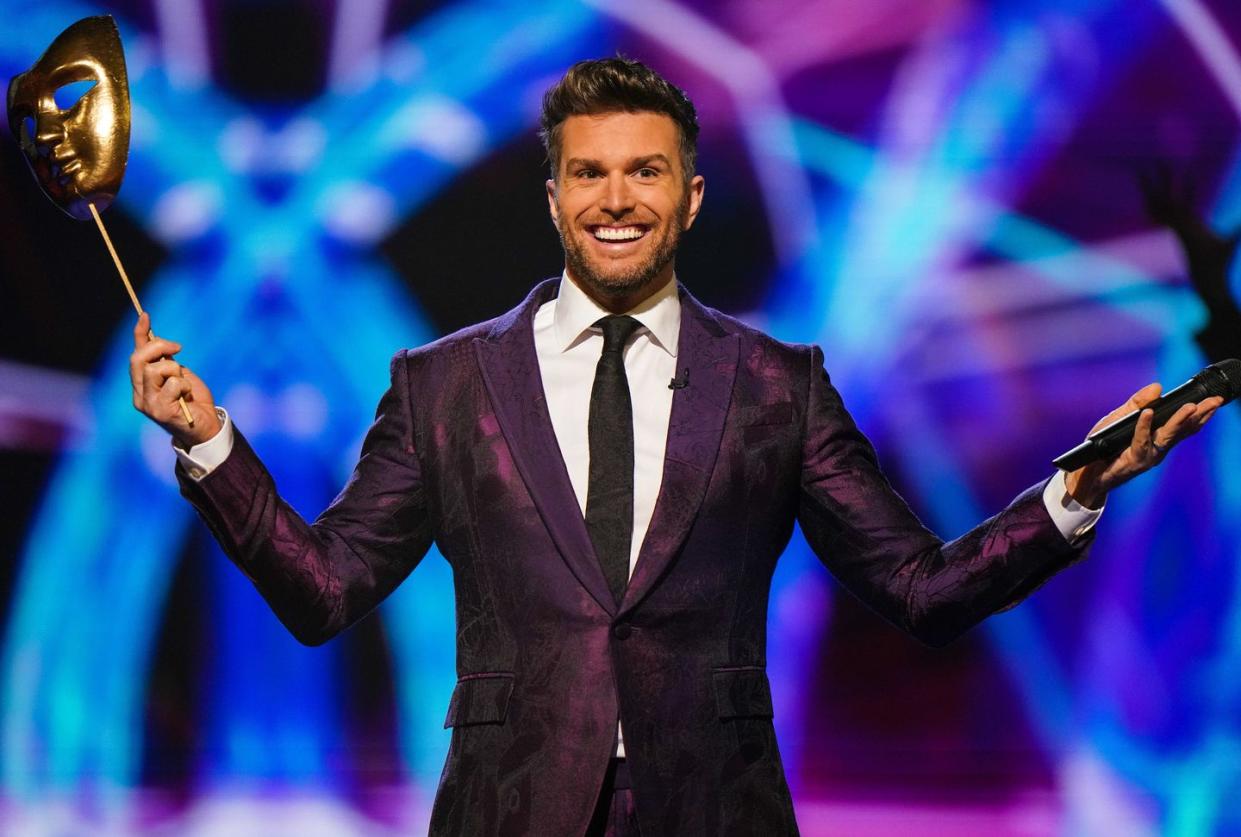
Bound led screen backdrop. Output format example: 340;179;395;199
2;0;1240;833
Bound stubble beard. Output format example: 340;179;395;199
557;192;690;304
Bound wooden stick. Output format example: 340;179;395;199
89;202;195;426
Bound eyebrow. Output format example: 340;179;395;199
565;154;673;170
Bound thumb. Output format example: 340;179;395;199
1091;382;1162;435
1126;382;1162;411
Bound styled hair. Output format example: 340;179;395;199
539;56;699;181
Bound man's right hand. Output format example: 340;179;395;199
129;312;222;449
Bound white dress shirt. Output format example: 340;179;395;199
533;272;680;584
175;273;1103;756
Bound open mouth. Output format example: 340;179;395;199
589;224;649;243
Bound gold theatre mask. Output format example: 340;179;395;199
7;16;130;220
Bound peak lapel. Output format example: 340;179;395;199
474;280;617;616
620;289;739;617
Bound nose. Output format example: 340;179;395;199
34;110;65;150
599;172;635;219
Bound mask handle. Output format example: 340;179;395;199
88;201;194;426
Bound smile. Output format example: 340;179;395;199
590;225;648;242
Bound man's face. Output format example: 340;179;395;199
7;16;130;219
546;111;704;308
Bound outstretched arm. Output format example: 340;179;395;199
130;316;433;644
796;347;1218;646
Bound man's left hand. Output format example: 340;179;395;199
1064;382;1223;509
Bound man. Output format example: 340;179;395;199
130;58;1220;836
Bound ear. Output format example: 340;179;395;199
682;174;706;230
546;178;560;226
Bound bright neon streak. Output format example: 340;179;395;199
153;0;210;89
787;119;1177;334
328;0;388;89
1158;0;1241;121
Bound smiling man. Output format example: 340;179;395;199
546;105;702;312
130;58;1220;836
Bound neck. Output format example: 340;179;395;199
566;266;676;314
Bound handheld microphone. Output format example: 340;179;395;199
1053;359;1241;471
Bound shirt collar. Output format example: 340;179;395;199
553;270;681;357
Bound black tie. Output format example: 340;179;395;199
585;315;642;606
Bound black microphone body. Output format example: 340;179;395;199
1053;359;1241;472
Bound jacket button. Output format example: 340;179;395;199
612;624;632;640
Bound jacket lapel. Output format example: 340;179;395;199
620;288;739;617
474;279;618;616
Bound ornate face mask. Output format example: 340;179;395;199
7;16;130;220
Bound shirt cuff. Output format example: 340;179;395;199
173;407;233;481
1042;469;1103;543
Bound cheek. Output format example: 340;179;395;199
65;106;98;150
68;99;121;181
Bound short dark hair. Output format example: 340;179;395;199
539;56;699;181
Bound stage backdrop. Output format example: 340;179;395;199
2;1;1240;834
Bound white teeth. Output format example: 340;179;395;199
593;226;645;241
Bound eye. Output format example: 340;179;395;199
635;167;658;179
53;79;97;110
576;168;600;180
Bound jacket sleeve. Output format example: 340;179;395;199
796;345;1091;646
177;350;434;645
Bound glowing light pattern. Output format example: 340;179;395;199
0;0;604;803
759;1;1241;829
2;0;1241;831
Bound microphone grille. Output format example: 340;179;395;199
1206;358;1241;400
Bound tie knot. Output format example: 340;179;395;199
595;315;641;354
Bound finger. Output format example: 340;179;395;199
1187;397;1223;421
1131;408;1155;454
129;349;143;392
1187;399;1224;432
132;338;183;366
158;375;192;416
160;374;190;397
132;312;151;349
142;358;184;397
1152;403;1197;448
133;342;180;398
1176;397;1224;432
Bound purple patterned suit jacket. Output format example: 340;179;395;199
178;278;1090;836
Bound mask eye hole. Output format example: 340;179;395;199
22;116;36;141
53;79;97;110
